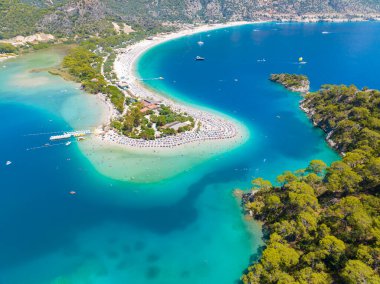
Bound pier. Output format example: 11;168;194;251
49;130;91;141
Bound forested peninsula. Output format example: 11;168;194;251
240;84;380;283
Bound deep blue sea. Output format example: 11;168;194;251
2;22;380;283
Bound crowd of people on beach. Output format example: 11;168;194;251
99;36;240;149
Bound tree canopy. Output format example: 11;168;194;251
241;84;380;283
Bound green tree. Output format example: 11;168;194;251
266;195;282;210
327;161;362;193
340;260;380;284
251;177;272;191
326;196;373;242
273;220;297;240
319;235;346;266
296;267;333;284
296;211;318;240
260;234;300;271
356;245;380;268
307;160;327;175
288;191;319;213
277;171;298;185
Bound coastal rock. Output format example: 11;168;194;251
241;192;255;205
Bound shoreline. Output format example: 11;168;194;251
103;18;380;151
75;21;253;182
299;99;341;154
0;55;17;63
99;21;253;151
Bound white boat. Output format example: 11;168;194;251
6;161;11;166
197;41;204;46
257;58;266;62
195;56;205;61
65;141;72;146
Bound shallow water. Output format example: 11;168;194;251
0;47;260;284
1;22;376;283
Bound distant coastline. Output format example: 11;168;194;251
250;13;380;23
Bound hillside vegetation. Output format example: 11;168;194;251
104;0;380;22
302;85;380;154
241;84;380;283
1;0;380;39
61;46;125;112
0;0;48;39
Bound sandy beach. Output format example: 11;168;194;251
74;22;253;182
97;21;253;153
0;55;17;62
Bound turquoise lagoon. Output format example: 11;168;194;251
1;22;379;283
